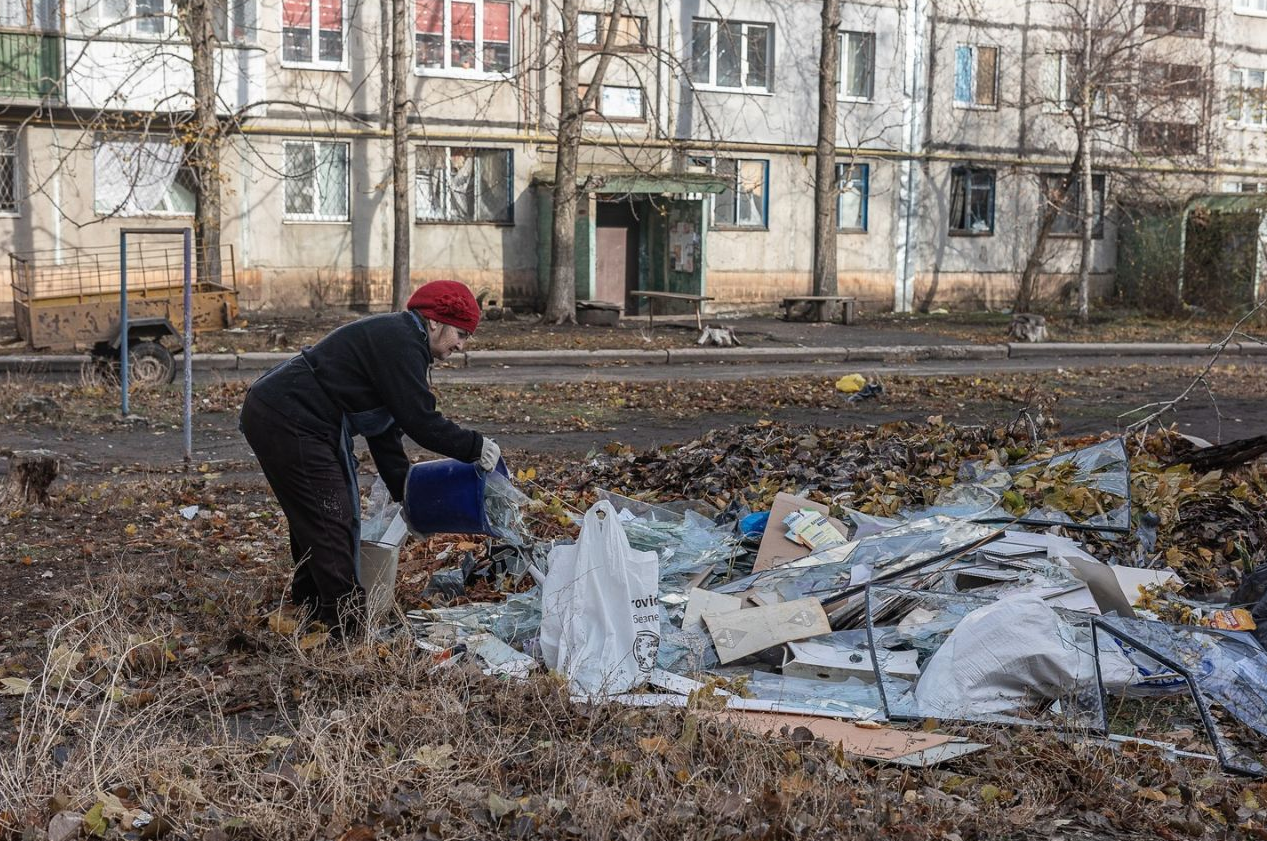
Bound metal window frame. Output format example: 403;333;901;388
0;128;18;215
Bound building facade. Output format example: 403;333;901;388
2;0;1267;315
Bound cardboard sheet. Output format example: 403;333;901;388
755;493;851;572
722;712;987;766
681;588;744;632
704;598;832;663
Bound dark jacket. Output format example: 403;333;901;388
245;311;482;501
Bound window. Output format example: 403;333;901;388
689;18;773;92
416;147;512;223
835;162;868;231
949;167;995;234
72;0;169;37
578;12;646;49
1141;62;1202;97
416;0;511;75
1041;173;1106;238
1143;3;1204;34
1235;0;1267;15
1;0;58;29
93;139;196;216
0;130;17;214
954;44;998;108
1228;69;1266;126
283;0;343;66
283;141;349;221
839;31;874;100
214;0;256;43
1045;51;1075;110
1223;181;1266;193
580;84;645;120
1138;121;1199;154
690;155;768;228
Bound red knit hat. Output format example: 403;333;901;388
406;280;481;334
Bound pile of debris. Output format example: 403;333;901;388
399;429;1267;775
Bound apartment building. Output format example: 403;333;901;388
2;0;1266;315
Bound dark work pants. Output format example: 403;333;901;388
240;396;364;631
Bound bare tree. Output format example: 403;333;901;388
811;0;841;298
389;0;410;310
182;0;221;286
541;0;629;324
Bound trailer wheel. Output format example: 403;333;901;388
128;342;176;387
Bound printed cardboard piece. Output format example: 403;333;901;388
754;493;851;572
722;711;987;766
682;588;745;632
703;598;832;664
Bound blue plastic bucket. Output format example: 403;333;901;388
402;457;509;536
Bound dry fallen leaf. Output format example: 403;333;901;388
0;677;31;696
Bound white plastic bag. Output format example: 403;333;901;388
539;500;660;695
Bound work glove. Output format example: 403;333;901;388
479;437;501;472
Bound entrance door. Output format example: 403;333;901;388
595;201;640;310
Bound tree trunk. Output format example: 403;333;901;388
811;0;841;297
390;0;412;311
0;450;59;506
1015;144;1082;314
543;0;627;324
543;0;583;324
1076;7;1094;325
187;0;221;287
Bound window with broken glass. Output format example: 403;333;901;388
689;18;772;92
835;162;868;232
283;140;348;221
690;155;768;228
1042;173;1105;238
93;138;197;217
415;147;512;223
948;167;995;234
0;130;18;214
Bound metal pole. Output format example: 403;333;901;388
182;228;193;466
119;231;129;416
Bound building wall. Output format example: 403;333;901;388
4;0;1267;315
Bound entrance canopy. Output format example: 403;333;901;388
531;168;730;196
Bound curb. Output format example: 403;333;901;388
0;341;1258;376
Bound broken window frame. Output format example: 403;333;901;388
689;155;768;229
93;137;197;218
415;146;513;224
1042;172;1106;238
948;166;995;235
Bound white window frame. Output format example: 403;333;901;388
93;139;197;218
282;140;350;223
953;43;999;109
1235;0;1267;17
1223;181;1266;193
0;129;19;216
214;0;257;45
414;146;513;224
280;0;348;70
2;0;58;30
1045;51;1074;112
689;18;773;94
690;154;769;229
581;83;645;121
839;31;875;101
1228;68;1267;128
73;0;173;38
414;0;514;80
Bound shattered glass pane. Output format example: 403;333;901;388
1095;615;1267;775
867;586;1107;730
744;671;885;719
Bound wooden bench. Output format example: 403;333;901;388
781;295;857;325
630;290;715;330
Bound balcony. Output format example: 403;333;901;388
0;30;61;101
